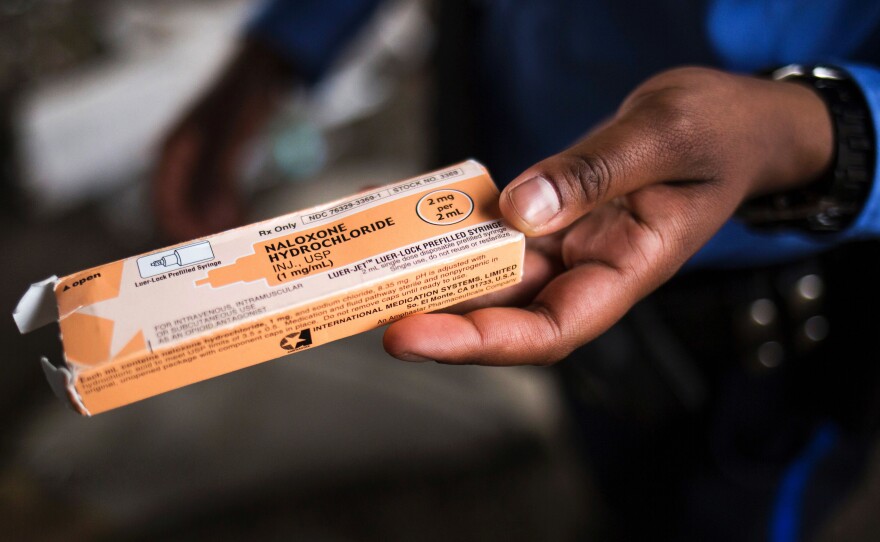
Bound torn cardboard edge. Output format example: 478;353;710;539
13;276;58;334
14;276;90;413
40;357;89;415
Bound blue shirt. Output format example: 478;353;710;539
249;0;880;269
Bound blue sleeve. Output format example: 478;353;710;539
836;62;880;238
688;61;880;270
246;0;382;83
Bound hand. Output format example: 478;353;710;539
153;40;294;242
383;67;833;365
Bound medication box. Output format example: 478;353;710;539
14;161;525;415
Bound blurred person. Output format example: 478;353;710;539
154;1;880;540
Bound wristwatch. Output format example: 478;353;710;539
736;64;875;232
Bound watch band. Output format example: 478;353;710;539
737;65;875;232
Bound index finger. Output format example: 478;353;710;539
384;175;731;366
383;204;665;365
382;255;638;365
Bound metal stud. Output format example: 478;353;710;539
749;298;777;326
757;341;784;368
795;274;824;301
804;315;829;342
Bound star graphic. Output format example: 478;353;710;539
77;279;152;359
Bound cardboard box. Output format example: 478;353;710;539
14;161;525;415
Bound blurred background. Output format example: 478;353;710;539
6;2;880;541
1;0;594;540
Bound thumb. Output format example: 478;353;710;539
500;114;687;236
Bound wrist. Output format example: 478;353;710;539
738;65;876;232
746;76;834;198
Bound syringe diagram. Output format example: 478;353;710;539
137;241;214;278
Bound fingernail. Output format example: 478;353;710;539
397;352;434;363
509;176;560;228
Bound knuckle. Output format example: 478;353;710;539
639;66;730;95
530;347;567;367
545;153;614;208
640;90;720;177
623;68;737;180
648;90;705;138
528;302;574;365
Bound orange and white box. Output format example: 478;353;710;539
14;161;525;415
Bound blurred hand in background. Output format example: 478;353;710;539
153;40;294;242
